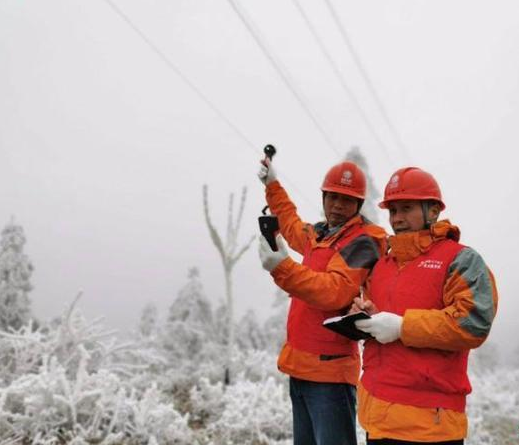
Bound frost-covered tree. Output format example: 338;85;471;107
0;219;34;331
214;299;229;346
203;185;254;384
263;289;289;353
345;146;380;223
139;302;158;338
0;294;188;444
163;268;216;366
236;309;266;351
167;267;213;328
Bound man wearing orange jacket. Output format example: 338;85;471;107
352;167;498;445
257;159;387;445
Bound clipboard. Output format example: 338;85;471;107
323;311;373;341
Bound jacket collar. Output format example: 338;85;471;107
315;214;365;245
388;220;460;264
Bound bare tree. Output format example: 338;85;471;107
202;185;254;384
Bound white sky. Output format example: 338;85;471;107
1;1;518;357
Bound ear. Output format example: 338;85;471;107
427;202;441;222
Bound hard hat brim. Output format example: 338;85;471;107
321;185;365;200
378;195;446;210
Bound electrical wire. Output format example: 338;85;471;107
102;0;319;212
227;0;343;158
292;0;394;165
324;0;411;161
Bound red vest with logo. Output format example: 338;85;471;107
362;239;470;412
287;225;369;356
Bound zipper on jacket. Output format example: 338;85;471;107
434;408;440;425
387;264;400;313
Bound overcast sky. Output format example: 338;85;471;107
1;0;518;357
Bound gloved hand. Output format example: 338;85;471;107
355;312;403;344
257;159;277;186
258;234;288;272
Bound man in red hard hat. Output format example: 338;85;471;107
257;159;387;445
352;167;498;444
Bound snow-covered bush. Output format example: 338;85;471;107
0;295;193;444
0;220;34;332
206;376;292;445
232;348;281;383
467;367;519;445
189;377;226;425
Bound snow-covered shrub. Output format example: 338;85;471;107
236;310;267;351
0;295;195;444
467;367;519;445
207;376;292;445
231;348;281;383
0;221;34;332
120;384;194;445
189;377;225;425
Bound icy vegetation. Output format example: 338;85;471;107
0;223;516;444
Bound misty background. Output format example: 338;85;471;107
1;0;518;360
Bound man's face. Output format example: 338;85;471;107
323;192;359;228
388;200;428;234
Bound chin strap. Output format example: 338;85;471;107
421;201;437;230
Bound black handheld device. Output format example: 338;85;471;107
258;144;279;251
259;205;279;251
323;311;373;341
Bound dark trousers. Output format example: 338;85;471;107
367;437;464;445
290;377;357;445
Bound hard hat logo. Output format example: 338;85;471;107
340;170;353;185
389;175;399;189
379;167;446;210
321;161;366;199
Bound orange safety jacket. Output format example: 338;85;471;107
288;225;373;356
359;220;498;441
362;238;469;411
265;180;387;383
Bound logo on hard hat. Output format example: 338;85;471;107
388;174;399;189
340;170;353;185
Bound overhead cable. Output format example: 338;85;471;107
291;0;394;165
104;0;257;154
324;0;411;161
102;0;318;211
227;0;342;158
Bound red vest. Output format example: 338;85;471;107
362;239;470;412
287;225;368;356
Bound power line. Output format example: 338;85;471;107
324;0;411;161
226;0;343;158
103;0;258;154
291;0;395;165
101;0;319;212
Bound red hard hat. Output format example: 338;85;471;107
321;161;366;199
379;167;445;210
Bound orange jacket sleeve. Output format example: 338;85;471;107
401;247;498;351
265;181;314;255
271;233;384;311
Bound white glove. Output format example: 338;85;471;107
258;234;288;272
257;159;277;186
355;312;403;344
